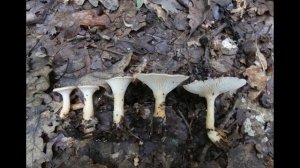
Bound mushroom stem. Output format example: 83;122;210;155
82;92;94;120
60;93;72;118
206;95;217;130
154;93;167;119
78;86;99;120
106;76;133;127
113;93;125;125
53;86;77;119
206;95;224;143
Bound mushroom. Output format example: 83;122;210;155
106;76;133;127
183;77;246;144
136;73;189;121
78;85;99;120
53;86;77;119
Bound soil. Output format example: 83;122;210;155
26;0;274;167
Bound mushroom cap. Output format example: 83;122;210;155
78;85;99;93
183;77;246;97
106;76;133;93
53;86;77;93
136;73;189;95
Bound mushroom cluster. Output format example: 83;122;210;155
53;85;99;120
53;74;246;146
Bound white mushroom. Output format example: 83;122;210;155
183;77;246;144
106;76;133;127
136;73;189;121
78;85;99;120
53;86;77;119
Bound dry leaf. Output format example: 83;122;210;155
243;65;268;91
99;0;119;11
151;0;184;13
88;0;98;7
74;0;85;6
72;10;111;27
231;0;247;18
187;0;207;35
144;0;168;21
255;46;268;71
210;56;235;73
248;89;263;100
26;110;60;167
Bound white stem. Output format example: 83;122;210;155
60;93;71;118
206;95;217;130
82;92;95;120
206;95;223;143
154;93;167;119
113;93;125;126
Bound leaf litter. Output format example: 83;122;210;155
26;0;273;167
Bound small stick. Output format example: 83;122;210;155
176;109;193;139
96;48;127;56
200;143;212;165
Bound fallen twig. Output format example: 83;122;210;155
200;142;212;165
176;109;193;139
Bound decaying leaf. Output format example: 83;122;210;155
187;0;209;36
72;9;111;27
74;0;85;6
144;0;168;21
99;0;119;11
174;11;189;31
255;40;268;71
88;0;98;7
27;66;52;98
210;56;235;73
26;110;60;168
151;0;184;13
123;12;147;31
243;65;268;91
231;0;247;18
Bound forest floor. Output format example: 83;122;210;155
26;0;273;167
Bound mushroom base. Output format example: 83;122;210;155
207;128;229;146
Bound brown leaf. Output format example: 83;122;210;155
72;10;111;27
255;45;268;71
243;65;268;91
144;0;168;21
187;0;209;35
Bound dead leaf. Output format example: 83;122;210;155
74;0;85;6
243;65;268;91
266;1;274;16
144;0;168;21
227;144;265;168
255;44;268;71
123;12;147;31
88;0;99;7
255;1;270;16
187;0;209;36
210;56;235;73
174;11;189;31
71;10;111;27
26;110;60;167
248;89;263;100
231;0;247;18
151;0;184;13
99;0;119;11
